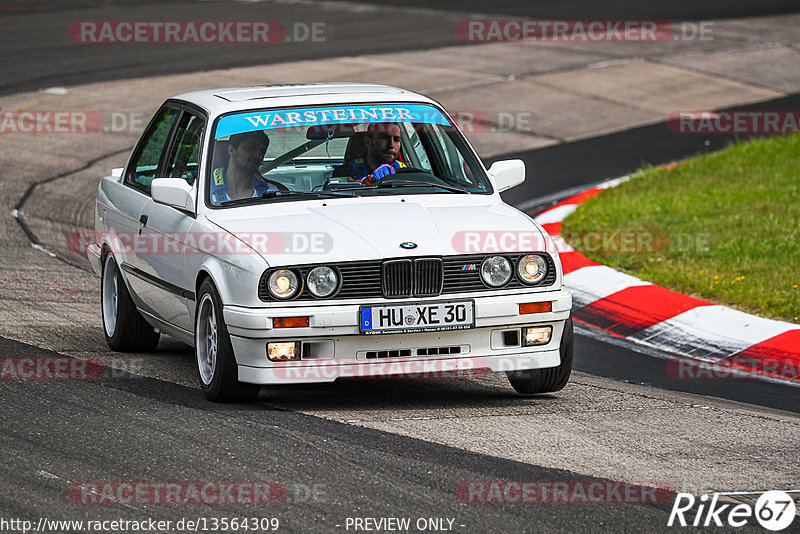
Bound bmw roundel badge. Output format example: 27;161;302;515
400;242;417;249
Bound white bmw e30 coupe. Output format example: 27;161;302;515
87;83;573;402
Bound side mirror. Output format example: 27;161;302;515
152;178;195;213
488;159;526;192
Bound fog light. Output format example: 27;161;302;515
523;326;552;346
267;341;300;361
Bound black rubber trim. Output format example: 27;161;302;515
120;262;195;301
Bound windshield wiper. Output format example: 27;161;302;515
260;190;354;199
219;190;353;206
375;179;468;194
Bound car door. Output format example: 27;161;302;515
136;108;206;333
112;105;181;314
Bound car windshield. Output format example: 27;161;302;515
208;103;491;206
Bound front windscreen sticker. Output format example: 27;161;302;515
215;104;451;139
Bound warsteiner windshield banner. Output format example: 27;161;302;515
214;104;451;138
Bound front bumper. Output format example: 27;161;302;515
224;287;572;384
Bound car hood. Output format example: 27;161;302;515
205;196;551;266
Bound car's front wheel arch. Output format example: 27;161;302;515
195;269;211;303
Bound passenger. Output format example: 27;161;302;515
211;131;284;203
333;122;406;184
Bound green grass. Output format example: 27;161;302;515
561;134;800;324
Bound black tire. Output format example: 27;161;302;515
195;279;260;403
507;317;574;394
101;255;160;352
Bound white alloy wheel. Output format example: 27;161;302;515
100;254;160;352
102;257;120;337
196;293;218;386
194;279;260;402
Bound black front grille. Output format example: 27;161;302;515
381;258;444;298
414;258;444;297
365;349;412;359
363;346;461;359
259;253;556;301
382;260;413;298
337;261;383;299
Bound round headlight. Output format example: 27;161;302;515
268;269;299;300
517;254;547;284
306;266;338;298
480;256;512;287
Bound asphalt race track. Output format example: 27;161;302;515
4;0;800;97
1;1;799;533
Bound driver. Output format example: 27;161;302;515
333;122;406;184
211;131;284;203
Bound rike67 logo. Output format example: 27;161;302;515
668;490;797;531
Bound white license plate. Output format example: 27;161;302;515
360;300;474;335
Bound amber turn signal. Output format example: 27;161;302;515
519;302;552;315
273;316;310;328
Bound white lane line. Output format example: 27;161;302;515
588;58;645;69
32;243;58;258
41;87;68;95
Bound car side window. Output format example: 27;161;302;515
165;112;205;185
126;107;180;193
